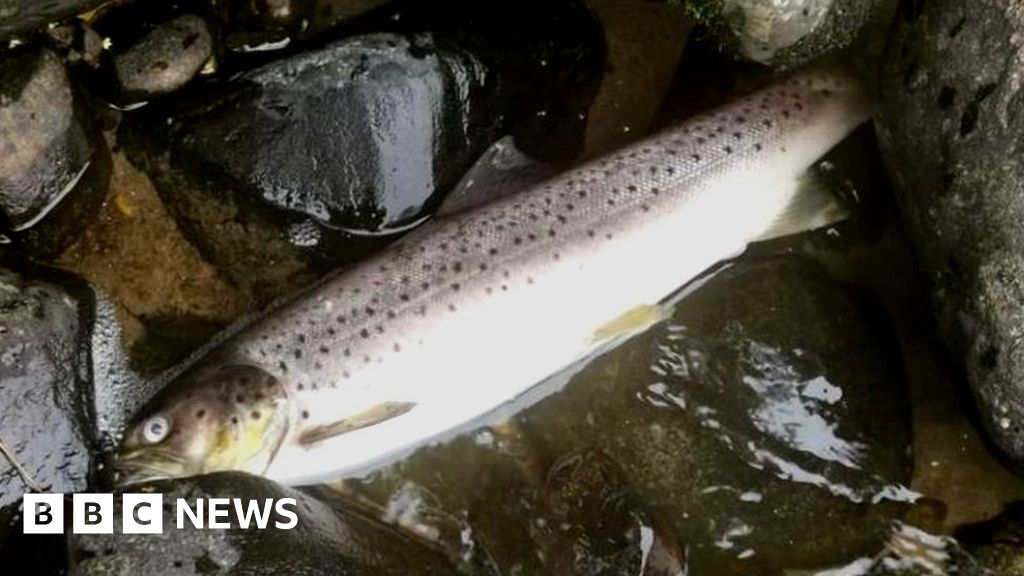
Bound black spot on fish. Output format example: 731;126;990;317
393;343;401;352
196;410;205;419
400;293;410;302
344;348;351;357
319;345;329;354
755;143;763;151
724;146;734;154
251;411;261;420
360;329;370;338
231;416;239;424
451;283;461;291
294;349;302;359
489;248;499;256
336;315;347;325
448;304;457;312
297;383;305;391
302;410;310;419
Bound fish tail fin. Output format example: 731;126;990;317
752;170;850;242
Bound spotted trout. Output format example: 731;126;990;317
117;67;870;486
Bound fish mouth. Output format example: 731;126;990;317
114;451;187;487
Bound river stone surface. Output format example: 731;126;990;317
517;256;913;574
0;46;111;258
67;472;457;576
712;0;897;69
876;0;1024;472
108;14;213;102
0;0;106;39
0;265;95;573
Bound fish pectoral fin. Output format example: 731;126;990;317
589;303;672;346
298;401;417;446
753;170;850;242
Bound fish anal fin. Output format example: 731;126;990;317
589;304;672;345
753;171;850;242
298;401;416;446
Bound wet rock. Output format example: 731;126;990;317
68;472;457;576
108;14;213;102
876;0;1024;471
708;0;897;69
0;265;95;572
517;256;913;574
0;46;111;259
535;449;687;576
0;0;107;39
122;0;603;302
958;502;1024;574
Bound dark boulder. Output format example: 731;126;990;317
876;0;1024;471
518;256;913;574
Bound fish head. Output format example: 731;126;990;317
115;364;290;485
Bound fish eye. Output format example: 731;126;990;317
141;415;170;444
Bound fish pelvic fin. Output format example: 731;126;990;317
752;170;850;242
298;401;417;446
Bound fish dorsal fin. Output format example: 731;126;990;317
298;402;416;446
753;170;850;242
437;136;555;217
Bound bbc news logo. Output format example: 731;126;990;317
23;494;298;534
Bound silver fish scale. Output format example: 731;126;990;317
225;68;859;432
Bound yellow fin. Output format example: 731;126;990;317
589;304;671;345
298;401;416;446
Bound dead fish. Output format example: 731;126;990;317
116;66;869;486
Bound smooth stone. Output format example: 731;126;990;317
0;46;110;258
67;472;458;576
110;14;213;102
876;0;1024;472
